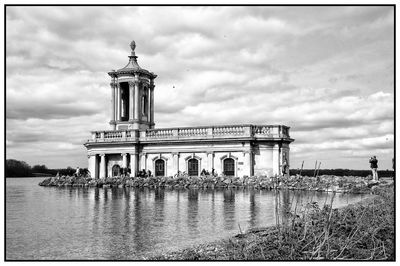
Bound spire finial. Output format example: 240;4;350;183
130;40;136;56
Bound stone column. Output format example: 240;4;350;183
140;153;147;171
88;154;98;179
134;75;140;122
130;153;138;177
110;82;116;129
207;152;214;172
244;151;253;177
116;83;121;121
122;153;128;168
100;154;106;179
147;86;151;122
173;153;179;175
128;81;134;121
150;81;155;128
272;144;280;176
278;143;283;175
244;151;250;177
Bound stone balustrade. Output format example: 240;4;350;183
88;125;291;143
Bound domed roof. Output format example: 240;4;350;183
108;40;157;79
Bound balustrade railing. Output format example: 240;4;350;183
178;127;207;137
213;126;245;135
104;131;122;139
88;125;290;143
146;129;174;138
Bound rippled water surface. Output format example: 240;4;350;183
6;177;369;260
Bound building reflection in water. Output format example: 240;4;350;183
133;188;146;252
154;188;165;226
222;188;236;231
187;189;199;237
280;190;292;226
92;188;100;234
173;189;183;235
121;188;132;254
248;189;260;228
210;189;216;229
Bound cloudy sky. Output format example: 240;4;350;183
5;6;394;170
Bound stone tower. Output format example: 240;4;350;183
108;40;157;130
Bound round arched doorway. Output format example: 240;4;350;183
112;164;121;177
223;158;235;176
188;158;199;176
155;159;165;176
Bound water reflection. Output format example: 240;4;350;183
223;189;236;230
187;189;199;237
6;178;370;260
249;189;259;228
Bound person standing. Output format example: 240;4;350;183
75;167;80;177
369;156;378;181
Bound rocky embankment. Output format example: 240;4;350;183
38;175;390;193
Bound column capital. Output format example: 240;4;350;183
172;152;180;156
206;151;214;155
100;153;105;157
110;82;117;88
121;153;127;157
128;80;139;87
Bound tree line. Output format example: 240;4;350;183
6;159;87;178
6;158;394;178
289;168;394;178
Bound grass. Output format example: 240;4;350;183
150;183;394;260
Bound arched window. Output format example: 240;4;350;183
112;164;121;177
223;158;235;176
155;159;165;177
188;158;199;176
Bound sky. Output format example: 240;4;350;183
5;6;394;170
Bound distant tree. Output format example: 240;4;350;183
32;164;48;173
66;166;74;176
6;159;33;177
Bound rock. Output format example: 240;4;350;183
38;177;52;186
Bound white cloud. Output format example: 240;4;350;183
5;6;394;170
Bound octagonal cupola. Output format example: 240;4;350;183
108;41;157;130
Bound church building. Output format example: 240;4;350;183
84;41;294;178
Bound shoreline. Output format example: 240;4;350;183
148;183;394;260
38;175;391;194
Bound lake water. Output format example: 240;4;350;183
6;177;369;260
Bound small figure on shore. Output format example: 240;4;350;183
393;157;395;181
147;170;152;177
369;156;379;181
211;168;216;177
143;169;147;178
174;170;181;178
75;167;80;177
